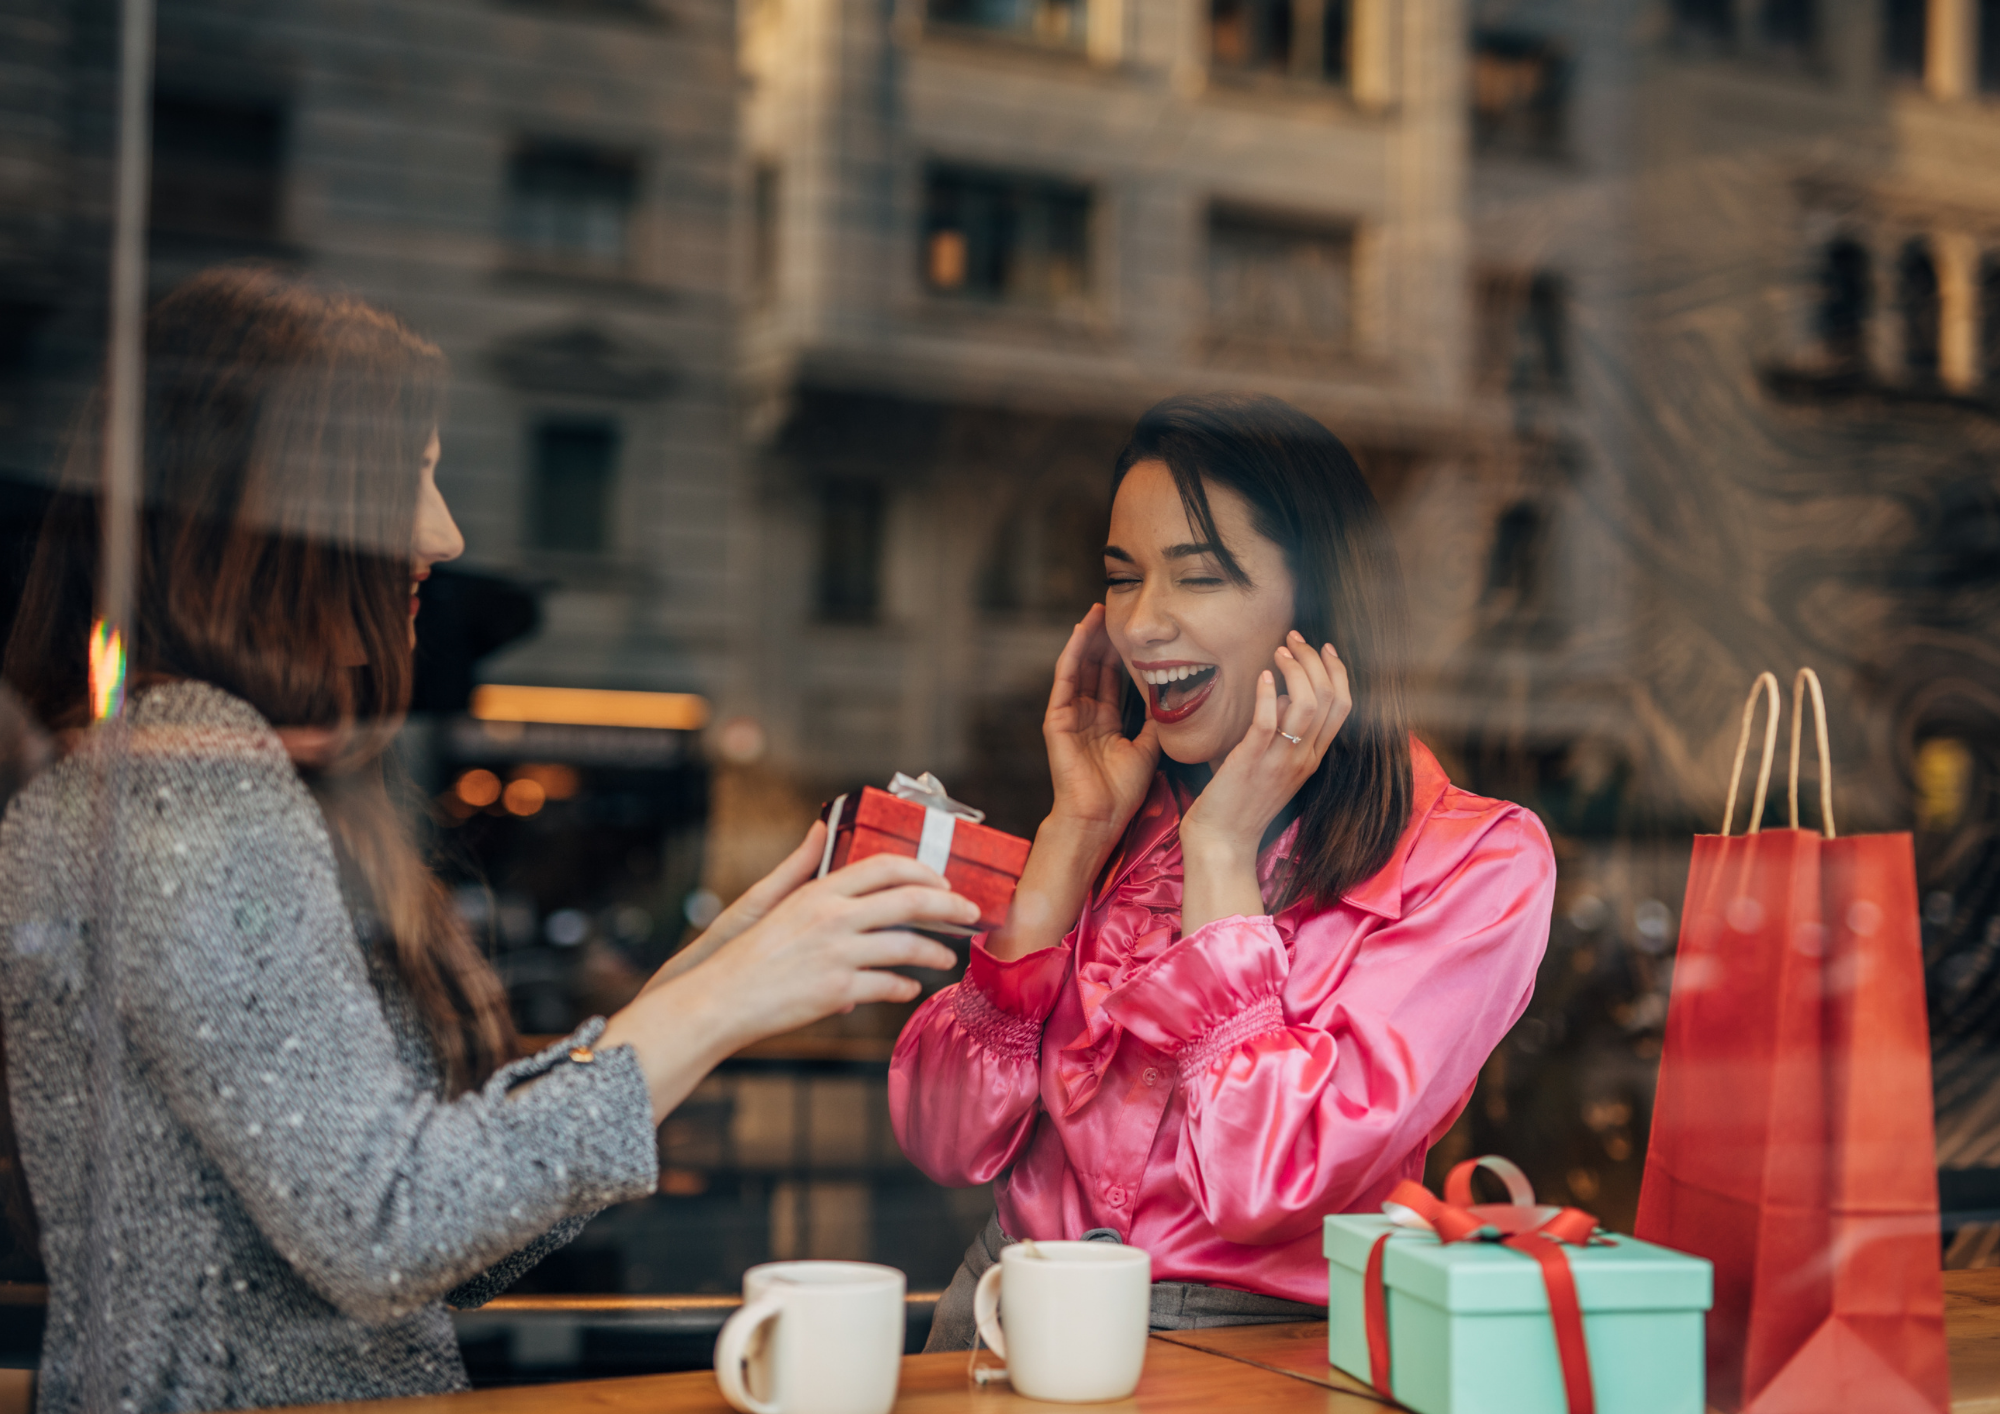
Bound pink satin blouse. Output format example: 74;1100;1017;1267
888;739;1556;1306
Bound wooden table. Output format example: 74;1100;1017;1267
1155;1269;2000;1414
274;1337;1371;1414
252;1267;2000;1414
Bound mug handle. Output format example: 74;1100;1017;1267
715;1297;784;1414
973;1263;1007;1361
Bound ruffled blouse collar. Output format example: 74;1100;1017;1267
1049;741;1451;1115
1053;771;1306;1115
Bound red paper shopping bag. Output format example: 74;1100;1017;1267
1636;670;1947;1414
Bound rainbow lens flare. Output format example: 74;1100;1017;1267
88;618;126;722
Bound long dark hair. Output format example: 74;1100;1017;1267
4;265;518;1095
1112;392;1413;910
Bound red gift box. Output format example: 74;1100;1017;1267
816;774;1029;934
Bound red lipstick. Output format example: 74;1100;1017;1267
1137;662;1220;725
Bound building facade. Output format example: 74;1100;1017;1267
728;0;1499;841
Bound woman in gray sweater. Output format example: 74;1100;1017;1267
0;268;973;1414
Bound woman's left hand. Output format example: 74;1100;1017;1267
634;824;831;997
1178;633;1349;929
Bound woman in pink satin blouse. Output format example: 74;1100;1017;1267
891;393;1557;1347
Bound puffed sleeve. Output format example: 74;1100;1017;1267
1101;807;1554;1246
114;743;660;1326
888;937;1071;1187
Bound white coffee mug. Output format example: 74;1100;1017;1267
714;1260;906;1414
972;1241;1151;1402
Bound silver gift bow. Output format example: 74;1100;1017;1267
817;771;987;882
885;771;986;823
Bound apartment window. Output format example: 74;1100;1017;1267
1981;254;2000;389
816;480;886;623
752;163;780;305
1209;0;1348;83
1899;238;1942;381
1207;206;1354;346
1981;0;2000;91
923;167;1091;307
149;95;286;245
1758;0;1816;60
528;420;620;554
507;0;664;17
1471;32;1569;160
926;0;1084;47
1819;238;1872;371
1884;0;1927;80
1485;500;1549;612
1670;0;1735;48
505;140;639;269
1476;270;1569;395
977;493;1105;618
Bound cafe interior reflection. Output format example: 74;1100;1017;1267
2;0;2000;1402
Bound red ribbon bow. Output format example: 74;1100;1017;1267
1363;1156;1603;1414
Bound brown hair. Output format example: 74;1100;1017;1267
4;265;518;1095
1113;392;1413;910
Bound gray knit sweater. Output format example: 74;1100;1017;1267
0;682;660;1413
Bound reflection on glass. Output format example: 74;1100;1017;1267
1884;0;1928;80
1471;31;1568;159
527;420;621;555
928;0;1085;47
1206;206;1354;347
1;0;1999;1389
505;140;640;273
1209;0;1347;82
922;167;1091;307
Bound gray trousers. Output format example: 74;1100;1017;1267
924;1213;1327;1352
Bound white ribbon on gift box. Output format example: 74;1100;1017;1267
817;771;984;878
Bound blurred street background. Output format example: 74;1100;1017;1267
3;0;2000;1304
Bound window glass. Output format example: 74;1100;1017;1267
1209;0;1346;81
1983;0;2000;92
923;167;1091;306
1981;253;2000;389
1898;238;1942;382
528;420;621;554
817;479;887;622
751;163;781;304
1758;0;1817;60
928;0;1087;46
505;140;640;271
1471;32;1568;159
148;96;287;249
1884;0;1928;79
1670;0;1736;48
1207;206;1354;346
1819;238;1873;373
1475;269;1568;395
9;0;2000;1393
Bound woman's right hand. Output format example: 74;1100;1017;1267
983;606;1160;962
1044;604;1160;836
687;838;969;1036
600;827;971;1122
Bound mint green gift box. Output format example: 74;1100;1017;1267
1324;1214;1712;1414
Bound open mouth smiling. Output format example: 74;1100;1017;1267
1136;662;1218;724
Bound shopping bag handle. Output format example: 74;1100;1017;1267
1722;672;1781;837
1787;667;1835;839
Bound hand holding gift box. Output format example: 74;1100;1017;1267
1326;1155;1712;1414
817;773;1030;935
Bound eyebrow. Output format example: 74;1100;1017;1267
1102;542;1220;562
